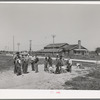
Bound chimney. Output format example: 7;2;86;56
78;40;81;49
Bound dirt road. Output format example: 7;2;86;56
0;64;90;89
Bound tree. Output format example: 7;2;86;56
95;47;100;56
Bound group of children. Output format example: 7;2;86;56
13;52;39;76
13;52;72;76
44;54;72;74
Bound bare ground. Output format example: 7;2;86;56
0;64;90;89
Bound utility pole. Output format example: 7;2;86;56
17;43;20;52
29;40;32;55
13;36;15;56
52;35;56;56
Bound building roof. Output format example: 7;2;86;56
36;48;62;53
44;43;69;48
36;43;88;53
61;44;87;51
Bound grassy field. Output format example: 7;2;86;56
64;64;100;90
0;55;13;72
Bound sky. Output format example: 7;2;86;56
0;3;100;51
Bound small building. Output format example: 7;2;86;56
36;43;68;55
61;40;88;56
36;40;88;56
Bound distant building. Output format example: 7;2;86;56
36;40;88;56
36;43;68;55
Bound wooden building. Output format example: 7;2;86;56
36;40;88;56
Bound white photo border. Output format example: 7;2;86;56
0;1;100;99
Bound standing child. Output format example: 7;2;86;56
31;56;35;71
67;57;72;72
21;55;25;73
16;56;22;76
24;55;29;73
55;55;63;74
47;56;52;72
34;55;39;73
13;54;17;74
44;57;48;72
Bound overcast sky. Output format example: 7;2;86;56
0;4;100;51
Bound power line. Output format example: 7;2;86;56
52;34;56;55
29;40;32;51
17;43;20;52
13;36;15;55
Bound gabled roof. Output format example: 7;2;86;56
36;48;62;53
61;44;87;51
35;43;88;53
44;43;69;48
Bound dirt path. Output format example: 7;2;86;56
0;64;90;89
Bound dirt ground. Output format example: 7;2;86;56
0;64;90;89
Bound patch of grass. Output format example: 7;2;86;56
0;55;13;72
65;77;100;90
86;68;100;79
64;67;100;90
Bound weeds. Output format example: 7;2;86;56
0;55;13;71
64;66;100;90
